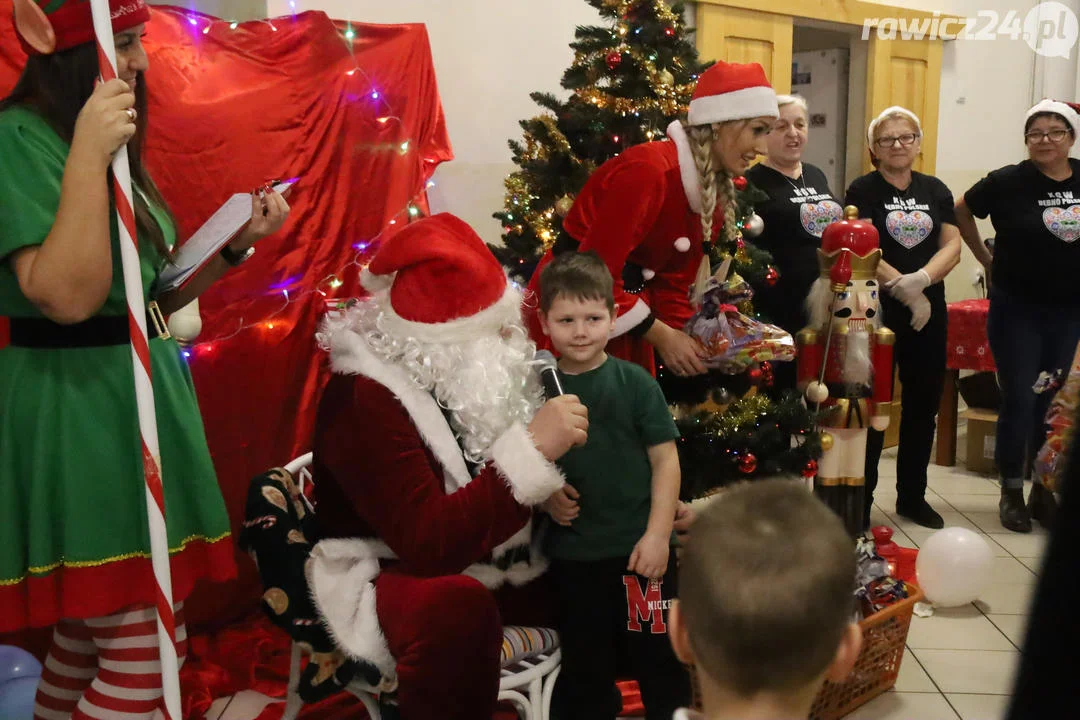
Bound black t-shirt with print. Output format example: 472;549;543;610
964;159;1080;306
845;170;956;307
745;162;842;333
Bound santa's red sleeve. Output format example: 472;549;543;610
314;374;562;578
571;159;668;338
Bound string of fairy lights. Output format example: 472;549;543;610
173;10;436;360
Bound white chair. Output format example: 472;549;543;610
278;453;561;720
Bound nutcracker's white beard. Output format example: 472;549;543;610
806;278;874;385
328;297;544;465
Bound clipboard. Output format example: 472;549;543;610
158;178;296;293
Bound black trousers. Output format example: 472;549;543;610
865;295;948;516
551;556;691;720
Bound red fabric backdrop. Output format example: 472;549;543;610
0;4;451;628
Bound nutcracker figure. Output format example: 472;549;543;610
797;206;895;535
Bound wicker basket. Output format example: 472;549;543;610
690;583;923;720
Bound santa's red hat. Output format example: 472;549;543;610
687;61;778;126
13;0;150;55
361;213;521;343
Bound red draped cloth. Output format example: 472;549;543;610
946;298;996;372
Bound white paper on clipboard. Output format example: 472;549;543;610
158;179;295;292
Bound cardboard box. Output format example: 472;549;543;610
961;408;998;475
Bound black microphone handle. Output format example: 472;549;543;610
540;367;565;398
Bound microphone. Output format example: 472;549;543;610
534;350;564;398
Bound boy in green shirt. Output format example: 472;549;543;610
537;251;690;719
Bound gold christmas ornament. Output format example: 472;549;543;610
555;195;575;217
820;432;834;451
658;69;675;86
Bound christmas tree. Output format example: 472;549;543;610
490;0;708;280
494;0;822;496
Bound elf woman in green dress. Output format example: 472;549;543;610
0;1;288;717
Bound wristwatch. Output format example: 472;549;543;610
220;245;254;267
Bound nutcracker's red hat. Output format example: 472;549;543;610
818;206;881;290
360;213;522;343
13;0;150;55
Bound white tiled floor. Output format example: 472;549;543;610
850;445;1049;720
208;450;1048;720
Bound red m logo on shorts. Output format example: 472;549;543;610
623;576;668;634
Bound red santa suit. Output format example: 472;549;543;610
525;121;723;374
309;214;566;718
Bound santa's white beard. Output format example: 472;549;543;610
843;327;872;385
335;298;543;464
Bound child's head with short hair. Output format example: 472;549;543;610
537;251;616;315
537;252;617;372
670;480;861;717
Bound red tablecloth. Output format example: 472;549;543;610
947;298;996;372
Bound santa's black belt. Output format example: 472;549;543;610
8;304;170;348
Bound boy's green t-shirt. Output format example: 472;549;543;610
544;356;680;561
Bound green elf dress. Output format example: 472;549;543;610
0;104;235;632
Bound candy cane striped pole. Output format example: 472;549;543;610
87;3;181;718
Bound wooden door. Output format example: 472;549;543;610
864;36;944;173
695;4;793;93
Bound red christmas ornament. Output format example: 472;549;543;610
765;266;780;287
802;459;818;478
736;238;746;250
664;26;675;37
747;365;763;384
733;175;748;191
760;361;774;387
739;453;758;474
606;51;623;70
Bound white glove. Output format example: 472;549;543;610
886;269;932;305
907;293;931;332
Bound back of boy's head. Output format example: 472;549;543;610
680;480;856;697
538;251;616;314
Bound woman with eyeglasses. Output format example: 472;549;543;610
844;106;961;531
745;94;842;393
955;100;1080;533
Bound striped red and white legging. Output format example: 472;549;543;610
33;604;187;720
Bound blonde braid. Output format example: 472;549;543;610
718;173;739;245
687;124;718;244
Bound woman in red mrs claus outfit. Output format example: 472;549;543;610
525;61;779;377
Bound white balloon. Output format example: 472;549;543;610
915;527;995;607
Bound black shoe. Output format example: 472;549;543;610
999;488;1032;533
895;499;945;529
1028;483;1057;531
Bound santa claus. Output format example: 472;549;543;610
307;213;590;718
796;206;895;535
